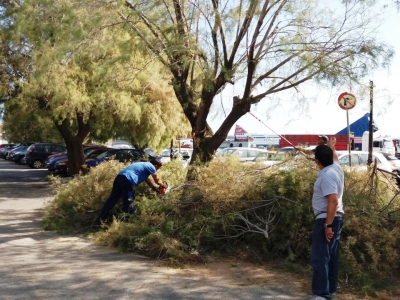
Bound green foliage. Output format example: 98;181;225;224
42;160;123;233
339;170;400;283
2;0;190;153
42;156;400;293
2;97;63;143
42;159;188;233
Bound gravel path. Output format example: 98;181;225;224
0;159;311;300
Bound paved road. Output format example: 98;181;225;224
0;159;308;300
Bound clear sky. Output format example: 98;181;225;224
207;1;400;138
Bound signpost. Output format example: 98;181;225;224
338;92;357;166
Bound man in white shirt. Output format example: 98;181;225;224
309;138;344;300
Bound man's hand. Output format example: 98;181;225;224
328;137;337;149
327;137;339;162
325;228;334;242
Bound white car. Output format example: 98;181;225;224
160;148;192;167
217;147;274;162
337;151;393;173
262;152;294;167
378;152;400;173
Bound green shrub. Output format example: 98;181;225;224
42;156;400;293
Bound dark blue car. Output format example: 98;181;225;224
46;153;68;172
23;143;66;169
11;145;30;164
86;148;150;168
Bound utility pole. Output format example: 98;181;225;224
368;80;374;165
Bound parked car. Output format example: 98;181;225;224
378;152;400;173
0;144;20;159
275;146;298;155
46;152;68;172
52;145;111;174
337;151;393;173
5;145;24;161
86;148;150;168
161;148;177;164
54;147;112;175
0;143;15;149
23;143;66;169
217;147;273;162
262;151;293;167
6;145;30;163
160;148;192;164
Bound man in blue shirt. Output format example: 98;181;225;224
97;157;167;223
309;138;344;300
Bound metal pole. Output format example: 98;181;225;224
368;81;373;165
347;110;351;167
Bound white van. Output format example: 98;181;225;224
361;131;395;155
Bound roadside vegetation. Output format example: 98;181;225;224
42;158;400;297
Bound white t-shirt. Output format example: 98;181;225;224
312;162;344;219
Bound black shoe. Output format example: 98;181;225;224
92;217;106;228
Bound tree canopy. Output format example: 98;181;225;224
118;0;394;163
1;0;190;173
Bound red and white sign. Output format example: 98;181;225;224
338;92;356;110
234;125;251;142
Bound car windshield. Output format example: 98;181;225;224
217;148;237;156
179;149;192;156
144;148;158;157
383;140;393;148
339;154;361;166
96;150;117;160
270;152;291;162
85;148;107;158
162;149;175;157
17;146;28;151
387;155;398;161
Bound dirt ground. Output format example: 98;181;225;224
0;160;384;299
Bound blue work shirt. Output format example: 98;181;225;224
118;162;156;185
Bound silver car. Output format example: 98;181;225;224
337;151;393;173
217;147;274;162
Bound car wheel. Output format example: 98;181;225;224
31;159;43;169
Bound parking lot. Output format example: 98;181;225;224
0;158;52;201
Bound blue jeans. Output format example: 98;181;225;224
98;175;136;221
311;216;344;298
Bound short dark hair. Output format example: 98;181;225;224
314;145;333;167
150;158;163;167
318;135;329;143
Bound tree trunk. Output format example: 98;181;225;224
54;113;91;176
65;139;87;176
187;95;251;180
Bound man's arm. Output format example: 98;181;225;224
325;193;339;242
327;137;339;162
292;146;314;160
150;173;166;187
144;178;159;191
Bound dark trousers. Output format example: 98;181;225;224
98;175;136;221
311;216;344;298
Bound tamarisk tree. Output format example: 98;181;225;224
119;0;393;164
2;0;190;175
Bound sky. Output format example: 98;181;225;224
207;1;400;138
